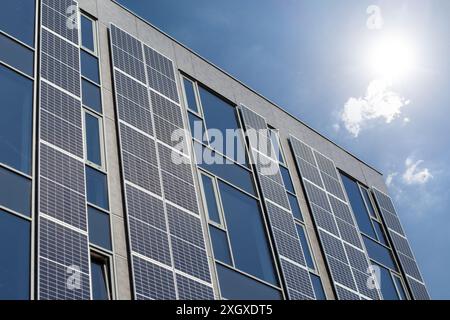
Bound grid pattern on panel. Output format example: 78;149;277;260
159;144;193;185
114;70;149;108
122;152;161;196
161;171;199;214
126;184;166;230
176;274;214;300
150;91;184;128
371;188;429;300
41;52;81;96
239;106;315;300
116;95;153;135
153;114;188;151
144;45;179;103
120;123;157;165
129;217;172;265
132;256;176;300
167;205;205;248
335;285;360;300
39;258;90;300
42;28;79;69
42;0;79;44
171;236;211;283
253;151;283;185
290;136;380;300
111;45;146;83
110;25;144;60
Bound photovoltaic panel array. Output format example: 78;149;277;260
239;106;316;300
38;0;91;299
289;136;381;300
371;188;430;300
109;24;214;300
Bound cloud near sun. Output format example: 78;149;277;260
340;78;409;137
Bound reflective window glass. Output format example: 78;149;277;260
269;129;284;163
85;113;102;167
0;33;33;76
82;79;102;113
280;166;295;194
0;0;35;46
361;186;377;218
296;224;315;270
88;206;111;250
340;174;377;239
288;194;303;221
183;78;199;113
0;64;33;174
91;256;110;300
0;167;31;216
363;236;397;271
310;273;326;300
209;226;232;265
188;112;207;143
372;220;388;246
375;263;400;300
200;174;221;224
80;15;95;52
392;274;407;300
0;210;30;299
86;166;109;210
218;181;278;285
81;50;100;84
216;264;282;300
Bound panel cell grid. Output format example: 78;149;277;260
150;91;184;128
259;175;290;210
114;70;149;108
266;202;298;238
336;218;363;249
162;171;198;214
314;151;339;180
117;94;153;135
111;45;146;83
41;53;81;96
120;123;157;165
42;28;79;69
122;151;161;196
273;228;306;266
158;144;194;185
310;203;339;236
167;205;205;248
42;2;79;44
176;274;214;300
296;158;323;188
280;259;315;300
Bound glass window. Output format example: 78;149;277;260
360;186;377;218
183;78;199;113
216;264;282;300
0;33;33;76
199;86;246;165
200;174;221;224
296;224;315;270
80;14;95;53
0;167;31;216
363;236;397;271
81;50;100;84
0;210;30;299
280;166;295;194
218;181;278;285
372;220;388;246
195;142;255;196
188;112;207;143
82;79;102;113
88;206;111;250
86;166;109;210
209;226;232;265
85;112;102;167
288;194;303;221
340;174;377;239
375;263;399;300
91;255;111;300
0;0;35;46
0;64;33;174
310;273;326;300
269;129;285;164
392;274;407;300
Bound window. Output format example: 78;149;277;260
0;210;30;299
296;224;315;270
188;112;207;143
218;181;278;285
82;79;102;113
363;236;397;271
0;33;33;76
81;51;100;84
198;86;246;164
88;206;112;251
90;254;111;300
0;0;35;46
182;77;199;113
268;129;285;164
200;173;221;224
0;64;33;174
310;273;326;300
80;14;96;53
340;174;377;239
194;142;255;195
84;112;103;167
392;274;407;300
216;264;282;300
280;166;294;194
375;263;400;300
209;225;232;265
288;194;303;221
372;220;388;246
86;166;109;210
360;186;377;218
0;166;31;216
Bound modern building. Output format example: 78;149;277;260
0;0;429;300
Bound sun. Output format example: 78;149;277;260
368;34;416;81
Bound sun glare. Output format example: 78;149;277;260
368;34;416;81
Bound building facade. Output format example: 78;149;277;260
0;0;429;300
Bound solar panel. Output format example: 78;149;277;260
239;105;316;300
42;0;79;44
371;188;430;300
41;53;81;96
290;135;381;300
110;24;213;299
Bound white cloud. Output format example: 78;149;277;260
341;79;409;137
402;157;433;185
386;172;398;187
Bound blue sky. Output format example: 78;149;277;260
117;0;450;299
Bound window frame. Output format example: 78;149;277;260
90;250;114;300
83;109;106;171
79;12;98;55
